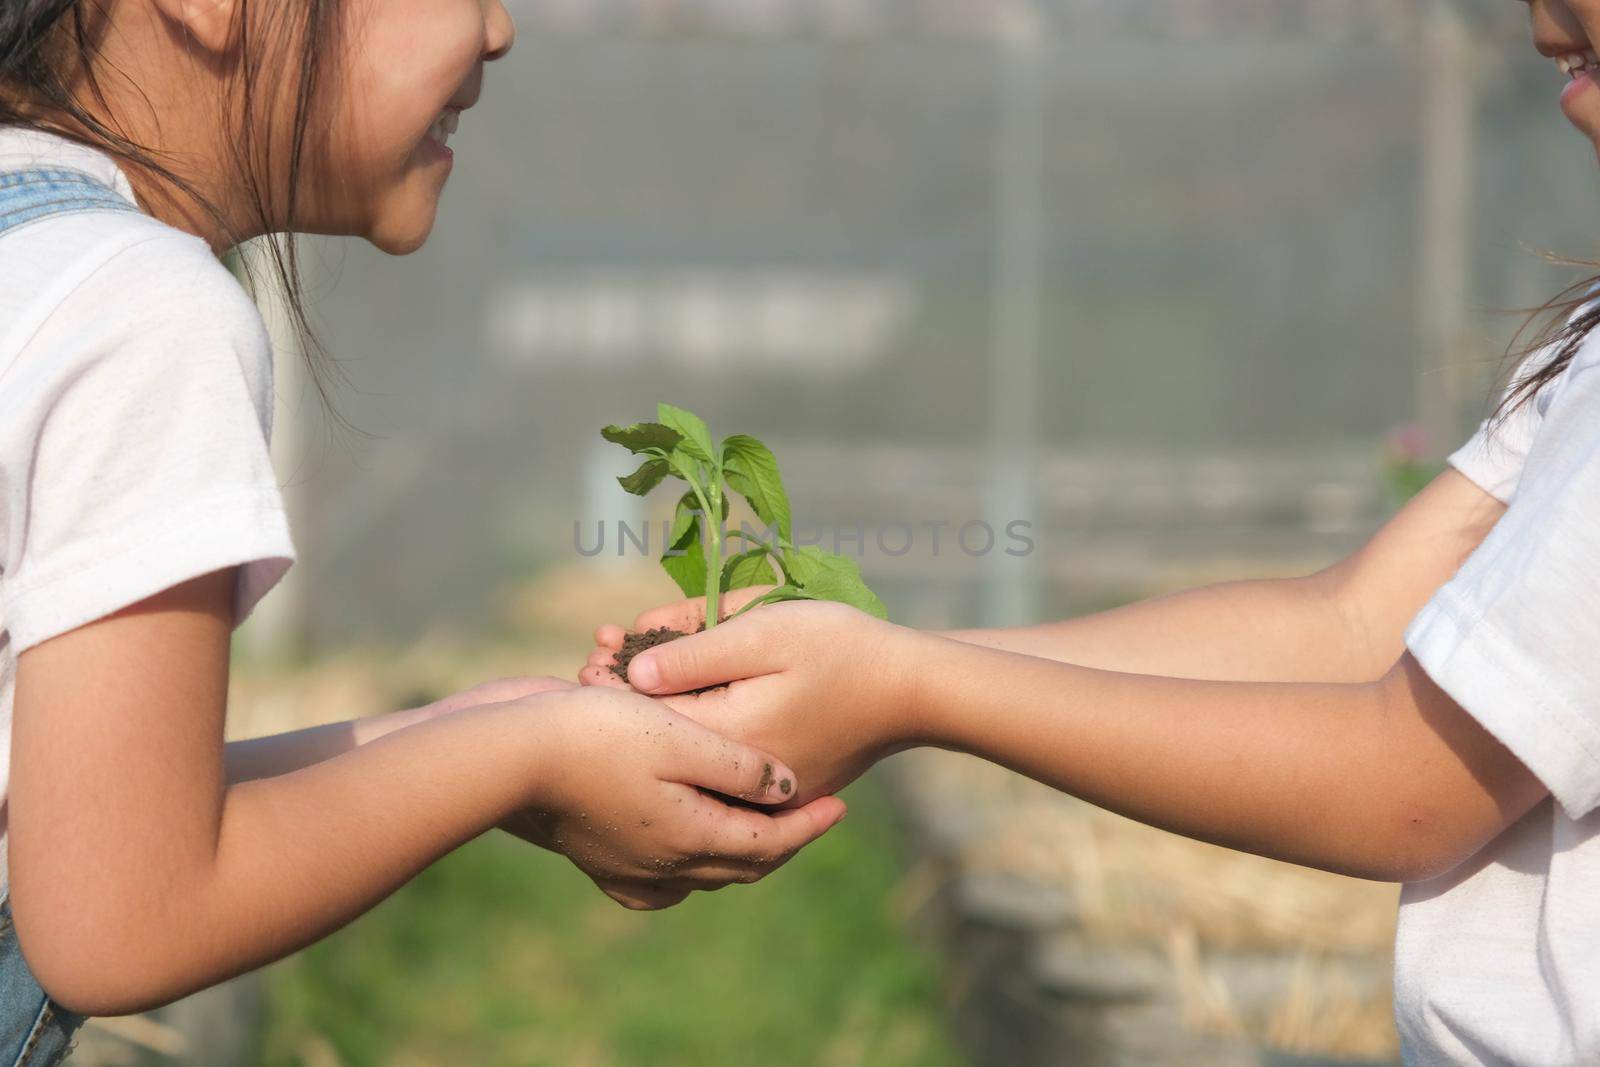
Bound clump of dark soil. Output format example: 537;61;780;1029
610;620;720;692
610;625;693;685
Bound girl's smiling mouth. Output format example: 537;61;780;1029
427;107;463;152
1556;48;1600;77
1552;45;1600;136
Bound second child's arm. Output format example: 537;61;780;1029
222;675;572;784
613;602;1547;887
939;468;1506;682
589;471;1543;885
899;639;1544;883
10;570;840;1017
576;470;1536;888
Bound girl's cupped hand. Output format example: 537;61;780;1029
581;596;921;806
431;676;846;911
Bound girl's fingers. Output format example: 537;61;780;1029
579;647;631;690
690;796;848;868
597;797;846;897
432;675;576;713
654;679;768;738
632;599;706;633
651;688;756;757
625;614;780;695
593;623;627;650
719;584;777;616
578;663;632;690
662;725;798;803
593;877;689;911
643;798;846;890
657;864;776;889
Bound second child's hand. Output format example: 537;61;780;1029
582;595;913;805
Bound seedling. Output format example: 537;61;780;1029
602;403;887;642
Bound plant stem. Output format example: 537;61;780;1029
705;510;723;631
687;473;723;631
732;587;808;617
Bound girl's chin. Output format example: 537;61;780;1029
364;167;451;255
367;202;441;256
369;229;432;256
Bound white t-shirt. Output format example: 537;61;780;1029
0;128;296;890
1400;327;1600;1064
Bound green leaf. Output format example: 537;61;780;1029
796;569;889;620
782;546;887;619
661;493;707;597
602;421;682;455
661;540;707;598
858;589;889;620
783;544;862;585
617;457;672;496
722;434;792;544
603;405;884;619
666;449;708;490
721;548;777;592
658;403;716;465
666;492;702;545
728;579;889;620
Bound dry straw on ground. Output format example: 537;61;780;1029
900;748;1400;1060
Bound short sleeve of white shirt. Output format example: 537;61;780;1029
1404;334;1600;819
1438;344;1560;505
0;226;296;653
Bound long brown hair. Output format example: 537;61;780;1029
1488;264;1600;435
0;0;358;436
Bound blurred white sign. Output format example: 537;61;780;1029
487;269;917;375
501;0;1429;43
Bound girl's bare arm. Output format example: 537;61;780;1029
613;593;1548;887
939;468;1506;683
9;570;836;1016
582;471;1534;885
900;638;1544;883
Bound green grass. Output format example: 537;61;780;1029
256;775;965;1067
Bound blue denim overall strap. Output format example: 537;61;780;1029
0;166;139;240
0;899;79;1067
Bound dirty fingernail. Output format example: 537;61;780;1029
762;762;796;800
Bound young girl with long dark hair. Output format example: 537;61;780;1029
0;2;845;1060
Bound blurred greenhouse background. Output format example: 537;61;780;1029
244;0;1598;659
82;0;1600;1064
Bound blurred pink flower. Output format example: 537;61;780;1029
1383;421;1431;463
